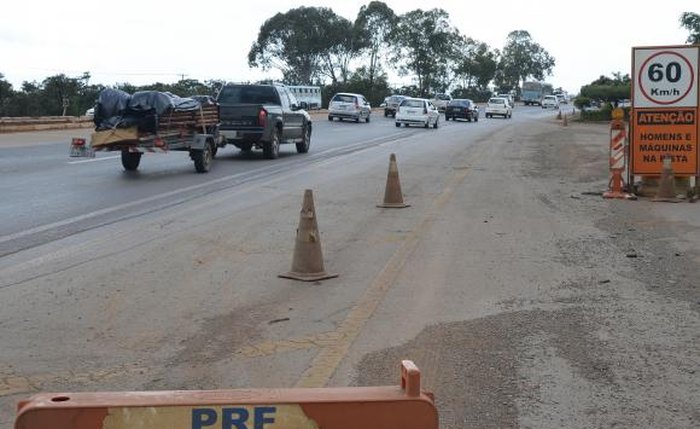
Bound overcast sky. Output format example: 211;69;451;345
1;0;697;94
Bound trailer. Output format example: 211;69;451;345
70;90;222;173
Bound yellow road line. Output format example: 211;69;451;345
236;331;343;358
295;166;471;388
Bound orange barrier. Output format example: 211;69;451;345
15;360;437;429
604;119;635;200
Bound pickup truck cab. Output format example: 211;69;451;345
217;83;311;159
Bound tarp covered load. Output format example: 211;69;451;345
93;89;218;132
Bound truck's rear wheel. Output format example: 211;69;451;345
121;150;141;171
296;125;311;153
192;142;213;173
263;130;280;159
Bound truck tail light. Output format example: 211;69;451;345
72;138;86;146
258;109;267;127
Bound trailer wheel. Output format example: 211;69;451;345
296;124;311;153
263;130;280;159
192;142;213;173
121;151;141;171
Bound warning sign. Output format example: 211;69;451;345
632;109;698;175
631;45;700;176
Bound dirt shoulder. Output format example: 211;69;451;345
353;116;700;428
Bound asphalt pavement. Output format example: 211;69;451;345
5;104;697;429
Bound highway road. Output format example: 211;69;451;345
3;104;699;429
0;108;542;257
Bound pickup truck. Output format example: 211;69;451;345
217;83;312;159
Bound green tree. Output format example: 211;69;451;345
315;10;361;84
391;8;460;97
680;12;700;44
355;1;397;92
248;6;362;85
496;30;555;93
12;81;42;116
0;73;15;117
453;38;497;90
248;7;321;84
579;73;630;103
41;73;82;116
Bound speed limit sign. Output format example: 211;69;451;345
633;47;698;108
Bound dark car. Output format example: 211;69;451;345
383;95;406;118
445;99;479;122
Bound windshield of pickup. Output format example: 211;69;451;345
218;85;280;105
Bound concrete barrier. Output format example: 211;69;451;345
0;116;93;133
0;108;386;133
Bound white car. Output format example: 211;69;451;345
485;97;512;119
498;93;515;108
541;95;560;109
395;98;440;128
328;92;371;123
84;107;95;118
430;93;452;111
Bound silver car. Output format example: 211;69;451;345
395;98;440;128
328;93;371;123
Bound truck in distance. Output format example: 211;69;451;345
521;82;555;106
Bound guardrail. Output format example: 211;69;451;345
1;109;388;134
0;116;93;133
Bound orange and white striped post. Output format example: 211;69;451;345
603;110;635;199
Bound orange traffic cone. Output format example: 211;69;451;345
279;190;339;282
378;153;410;208
653;156;681;202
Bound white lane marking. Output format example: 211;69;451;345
67;155;120;164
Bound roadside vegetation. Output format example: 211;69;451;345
573;11;699;122
1;8;697;118
574;73;631;121
0;2;554;117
